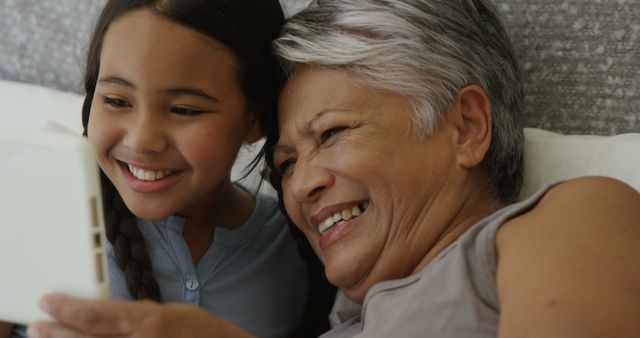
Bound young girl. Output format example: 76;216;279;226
4;0;331;337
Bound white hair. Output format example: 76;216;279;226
274;0;525;203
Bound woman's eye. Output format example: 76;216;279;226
170;107;206;116
104;97;131;108
320;126;348;144
277;159;295;177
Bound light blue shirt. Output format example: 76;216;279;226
108;191;308;338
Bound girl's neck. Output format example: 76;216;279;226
179;181;257;264
179;180;256;229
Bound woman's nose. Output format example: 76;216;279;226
288;157;334;203
122;110;169;154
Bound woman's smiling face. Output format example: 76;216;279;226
273;66;462;302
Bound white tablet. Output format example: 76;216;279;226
0;130;109;325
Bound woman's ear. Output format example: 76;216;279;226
244;111;263;144
449;85;492;168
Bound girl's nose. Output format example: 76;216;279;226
122;111;169;154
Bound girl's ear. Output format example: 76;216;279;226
449;85;492;169
244;111;263;144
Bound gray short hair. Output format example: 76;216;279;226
273;0;524;203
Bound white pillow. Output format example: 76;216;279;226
520;128;640;199
0;80;84;134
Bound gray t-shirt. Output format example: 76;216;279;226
323;184;555;338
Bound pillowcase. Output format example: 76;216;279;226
520;128;640;199
0;80;84;133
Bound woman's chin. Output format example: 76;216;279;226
326;267;370;304
338;286;368;305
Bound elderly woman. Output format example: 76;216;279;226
265;0;640;337
29;0;640;337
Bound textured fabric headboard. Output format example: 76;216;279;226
0;0;104;93
493;0;640;135
0;0;638;135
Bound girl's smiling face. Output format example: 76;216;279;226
88;9;261;221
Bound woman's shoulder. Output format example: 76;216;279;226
537;176;638;207
494;176;640;337
501;176;639;236
497;176;640;260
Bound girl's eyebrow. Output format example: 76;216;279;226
97;75;134;88
97;76;219;102
165;87;219;102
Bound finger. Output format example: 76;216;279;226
39;293;137;335
28;321;93;338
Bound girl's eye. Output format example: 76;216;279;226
320;126;348;144
170;107;206;117
104;97;131;108
277;159;295;177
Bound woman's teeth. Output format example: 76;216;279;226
319;202;369;234
128;164;173;181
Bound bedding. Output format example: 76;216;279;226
521;128;640;199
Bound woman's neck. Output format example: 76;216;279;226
412;173;503;274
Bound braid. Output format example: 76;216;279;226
101;173;162;301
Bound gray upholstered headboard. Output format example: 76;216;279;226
1;0;638;135
494;0;640;135
0;0;105;93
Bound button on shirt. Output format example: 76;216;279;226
185;278;198;291
107;192;309;338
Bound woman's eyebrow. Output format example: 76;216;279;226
306;108;352;133
272;143;293;155
273;108;354;153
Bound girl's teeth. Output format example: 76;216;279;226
145;171;156;180
127;164;172;181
